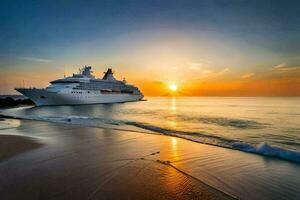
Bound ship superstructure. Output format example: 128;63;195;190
15;66;143;106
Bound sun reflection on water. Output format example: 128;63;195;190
170;97;176;111
171;137;178;159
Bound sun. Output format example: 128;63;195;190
169;83;177;91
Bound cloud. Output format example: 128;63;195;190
273;63;287;70
242;73;255;78
197;68;230;80
188;62;203;70
202;70;212;75
18;57;53;63
221;68;229;73
272;63;299;71
213;68;229;76
152;80;164;85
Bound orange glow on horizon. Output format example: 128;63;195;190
1;67;300;96
134;77;300;97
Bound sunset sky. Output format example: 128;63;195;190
1;0;300;96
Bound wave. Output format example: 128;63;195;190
125;121;300;163
109;109;266;129
118;110;266;129
232;142;300;163
124;121;237;144
175;115;266;129
1;113;300;164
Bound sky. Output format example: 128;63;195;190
1;0;300;96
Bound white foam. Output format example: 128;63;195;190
232;142;300;163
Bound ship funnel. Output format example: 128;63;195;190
102;68;116;81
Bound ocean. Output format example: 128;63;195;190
2;97;300;163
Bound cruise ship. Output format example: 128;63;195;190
15;66;144;106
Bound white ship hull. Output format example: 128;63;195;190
16;88;143;106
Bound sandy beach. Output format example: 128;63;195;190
0;134;42;161
0;118;236;200
1;118;300;199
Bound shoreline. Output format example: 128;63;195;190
0;118;237;199
1;113;300;165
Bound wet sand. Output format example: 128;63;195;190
0;135;42;161
0;119;234;200
1;119;300;199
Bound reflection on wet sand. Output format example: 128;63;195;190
0;119;235;200
0;135;42;161
1;119;300;199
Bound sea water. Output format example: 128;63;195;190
2;97;300;163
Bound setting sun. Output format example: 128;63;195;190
169;83;177;91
